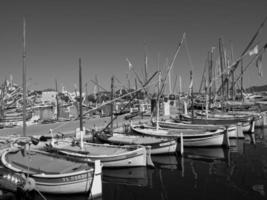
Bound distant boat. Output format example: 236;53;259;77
96;132;177;155
46;138;154;167
153;119;244;139
1;147;102;196
178;113;253;133
131;124;228;147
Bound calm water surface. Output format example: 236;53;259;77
102;128;267;200
1;128;267;200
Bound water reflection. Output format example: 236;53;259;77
103;167;153;187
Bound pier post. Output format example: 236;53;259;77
180;133;184;155
237;123;244;138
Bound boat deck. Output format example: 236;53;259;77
5;150;88;174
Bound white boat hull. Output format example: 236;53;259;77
131;125;227;147
1;148;102;196
150;140;177;154
51;141;150;167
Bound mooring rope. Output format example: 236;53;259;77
35;188;48;200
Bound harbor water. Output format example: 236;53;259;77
1;128;267;200
103;128;267;200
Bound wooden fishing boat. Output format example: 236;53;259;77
47;138;153;167
96;131;177;155
1;147;102;197
154;119;244;139
131;124;228;147
178;113;253;133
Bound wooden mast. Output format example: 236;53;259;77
219;38;225;98
208;50;213;109
22;18;26;137
110;76;114;134
55;79;59;120
240;58;244;101
156;72;161;131
79;58;83;132
190;70;194;120
230;43;235;100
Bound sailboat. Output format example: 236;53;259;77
153;118;244;139
45;62;153;168
97;131;177;155
178;112;253;133
0;20;102;197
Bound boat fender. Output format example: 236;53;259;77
23;177;35;191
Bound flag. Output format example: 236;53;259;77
256;54;263;77
126;58;133;71
248;45;259;56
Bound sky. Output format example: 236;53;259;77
0;0;266;93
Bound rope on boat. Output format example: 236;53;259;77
35;188;48;200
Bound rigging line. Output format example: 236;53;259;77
199;55;209;93
217;16;267;94
100;71;159;132
158;32;186;97
52;77;159;132
233;48;266;86
90;80;108;92
35;188;48;200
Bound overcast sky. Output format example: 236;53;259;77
0;0;266;93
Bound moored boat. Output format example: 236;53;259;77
178;113;254;133
47;138;153;168
1;147;102;197
96;131;177;155
131;124;228;147
154;119;244;139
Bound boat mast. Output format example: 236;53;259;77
230;42;235;100
156;72;161;131
190;70;194;120
22;18;26;137
217;17;267;95
208;50;213;109
55;79;59;120
110;76;114;134
240;58;244;101
79;58;83;132
219;38;225;99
